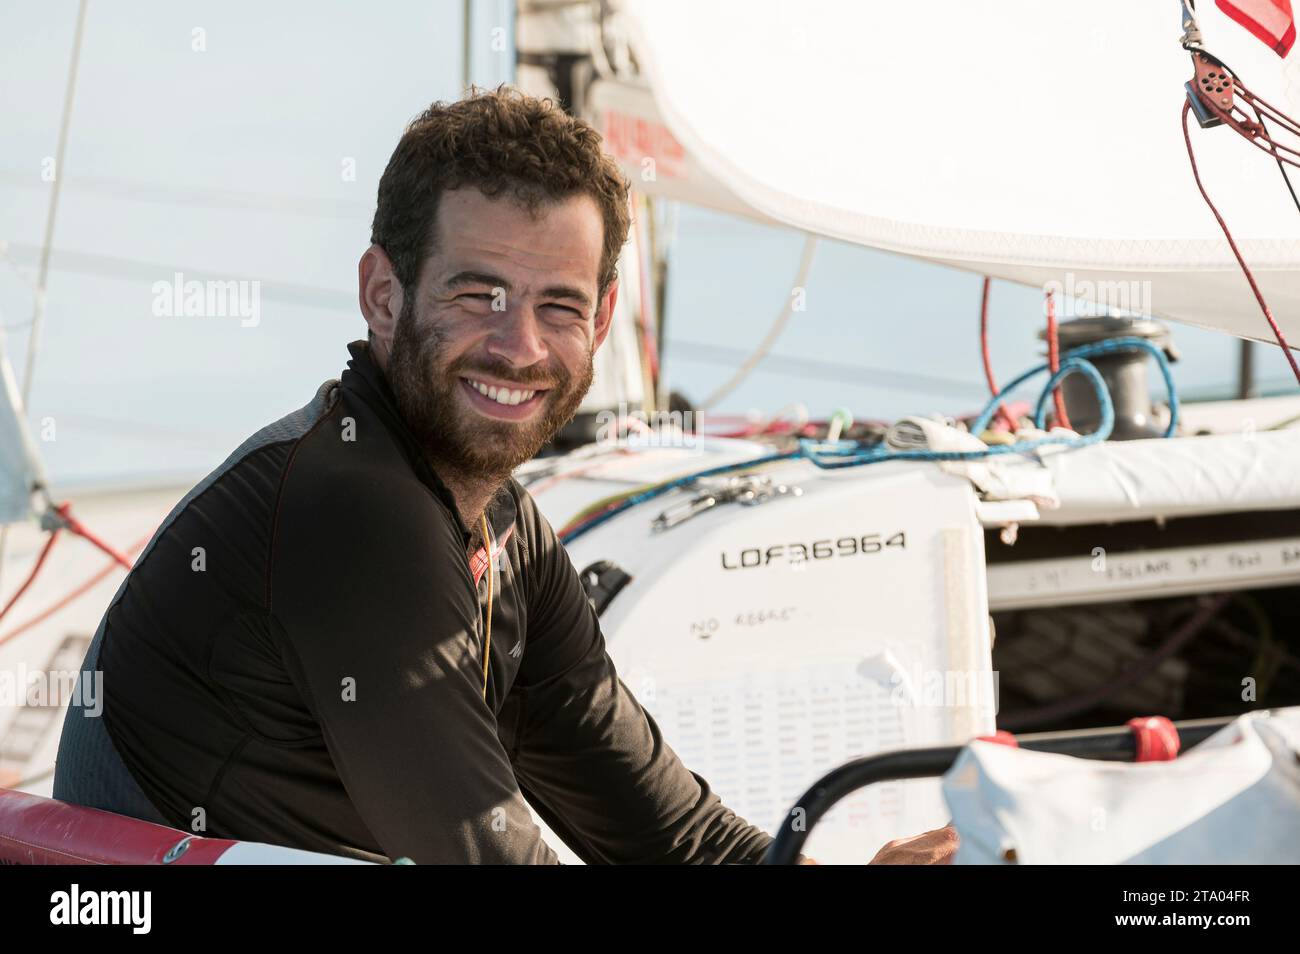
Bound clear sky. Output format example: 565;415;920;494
3;0;1296;489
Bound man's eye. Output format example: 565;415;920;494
543;303;583;318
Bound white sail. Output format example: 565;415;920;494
618;0;1300;346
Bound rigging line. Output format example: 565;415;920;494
1191;51;1300;158
1181;100;1300;385
35;411;243;445
1232;78;1300;136
1225;82;1300;140
1225;107;1300;160
670;339;987;398
1216;116;1300;162
978;277;1019;432
1;0;88;597
0;170;375;220
697;234;819;411
20;0;88;410
0;242;356;312
56;503;134;570
1044;287;1072;430
462;0;472;92
1240;93;1300;139
0;530;60;627
0;531;151;649
0;503;131;633
1249;106;1300;218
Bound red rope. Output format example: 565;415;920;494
978;277;1019;432
56;502;134;570
0;531;151;648
1182;99;1300;385
0;530;60;626
1044;288;1072;430
0;501;138;637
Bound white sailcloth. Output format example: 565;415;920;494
619;0;1300;346
943;707;1300;863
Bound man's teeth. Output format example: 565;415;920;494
467;378;539;407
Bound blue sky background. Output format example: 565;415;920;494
3;0;1297;489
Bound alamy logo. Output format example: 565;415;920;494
1042;274;1152;319
151;271;261;327
0;665;101;716
49;884;151;934
594;401;700;447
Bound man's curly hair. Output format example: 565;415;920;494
371;86;631;300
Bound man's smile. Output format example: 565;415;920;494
459;374;551;421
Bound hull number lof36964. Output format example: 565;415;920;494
720;532;906;570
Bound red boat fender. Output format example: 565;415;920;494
0;787;237;865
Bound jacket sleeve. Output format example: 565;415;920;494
508;488;775;864
270;465;561;864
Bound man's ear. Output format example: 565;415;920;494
593;279;620;351
359;244;403;364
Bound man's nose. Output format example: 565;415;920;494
485;302;549;369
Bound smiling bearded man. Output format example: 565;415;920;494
383;228;594;492
54;87;956;866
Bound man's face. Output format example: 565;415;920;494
384;187;612;480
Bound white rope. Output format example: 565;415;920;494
0;0;88;592
20;0;88;409
699;233;818;411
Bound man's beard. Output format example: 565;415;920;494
385;295;594;482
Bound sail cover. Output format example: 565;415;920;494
619;0;1300;347
943;707;1300;863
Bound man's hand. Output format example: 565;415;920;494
867;825;959;865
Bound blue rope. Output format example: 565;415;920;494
970;336;1177;438
559;337;1178;543
800;356;1114;468
560;450;800;544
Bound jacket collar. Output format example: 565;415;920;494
339;339;517;546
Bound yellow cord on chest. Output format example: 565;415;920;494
479;512;493;701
